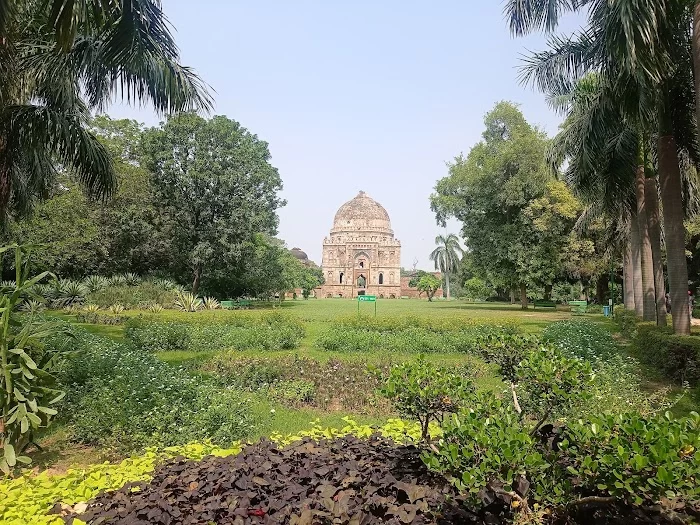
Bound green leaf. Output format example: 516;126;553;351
4;444;16;467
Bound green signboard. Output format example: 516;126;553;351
357;294;377;316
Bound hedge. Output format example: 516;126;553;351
633;323;700;385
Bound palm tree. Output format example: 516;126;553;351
505;0;696;333
548;74;671;324
0;0;211;219
429;233;463;300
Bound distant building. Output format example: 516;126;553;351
317;191;443;299
319;191;402;298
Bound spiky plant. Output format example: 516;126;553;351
109;274;127;287
56;279;88;306
0;281;16;294
83;303;100;313
174;291;203;312
82;275;109;293
19;299;45;315
152;278;177;291
203;297;221;310
109;303;125;314
148;303;164;313
123;272;141;286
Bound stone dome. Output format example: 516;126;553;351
331;191;393;234
290;247;309;261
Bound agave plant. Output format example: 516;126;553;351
109;274;127;287
19;299;46;315
174;292;203;312
123;273;141;286
151;278;177;291
0;281;16;294
83;304;100;313
55;279;88;306
148;303;165;313
82;275;109;293
203;297;221;310
109;304;125;314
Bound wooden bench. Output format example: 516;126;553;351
221;299;252;310
569;300;588;314
533;300;557;309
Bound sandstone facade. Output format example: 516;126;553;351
319;191;402;298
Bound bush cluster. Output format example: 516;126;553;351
633;323;700;386
316;315;524;354
426;406;700;517
53;330;257;451
613;307;638;338
124;312;304;352
544;320;674;415
86;282;178;309
205;354;394;414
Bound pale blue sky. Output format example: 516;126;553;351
108;1;582;269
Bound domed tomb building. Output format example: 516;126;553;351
320;191;401;298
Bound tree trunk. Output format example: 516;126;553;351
192;266;202;296
693;2;700;136
623;236;635;310
630;210;643;317
646;177;667;327
636;165;656;321
445;273;450;300
659;103;691;335
510;287;515;304
596;274;608;305
544;283;552;301
519;283;527;310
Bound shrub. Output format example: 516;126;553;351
544;320;672;415
87;282;177;309
56;330;257;450
426;406;700;516
380;356;475;440
202;296;221;310
174;291;203;312
515;346;594;431
614;307;638;338
561;411;700;506
424;397;549;504
82;275;110;294
124;314;304;352
205;354;392;414
633;323;700;386
316;317;526;355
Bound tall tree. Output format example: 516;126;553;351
142;113;285;295
428;233;463;300
431;102;558;309
507;0;697;332
0;0;210;220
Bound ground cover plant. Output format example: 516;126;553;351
71;435;477;524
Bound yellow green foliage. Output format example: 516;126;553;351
0;418;426;524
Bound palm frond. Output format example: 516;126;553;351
1;104;115;213
504;0;580;36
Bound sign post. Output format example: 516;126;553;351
357;295;377;316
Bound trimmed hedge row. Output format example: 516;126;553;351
124;312;305;351
633;323;700;385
